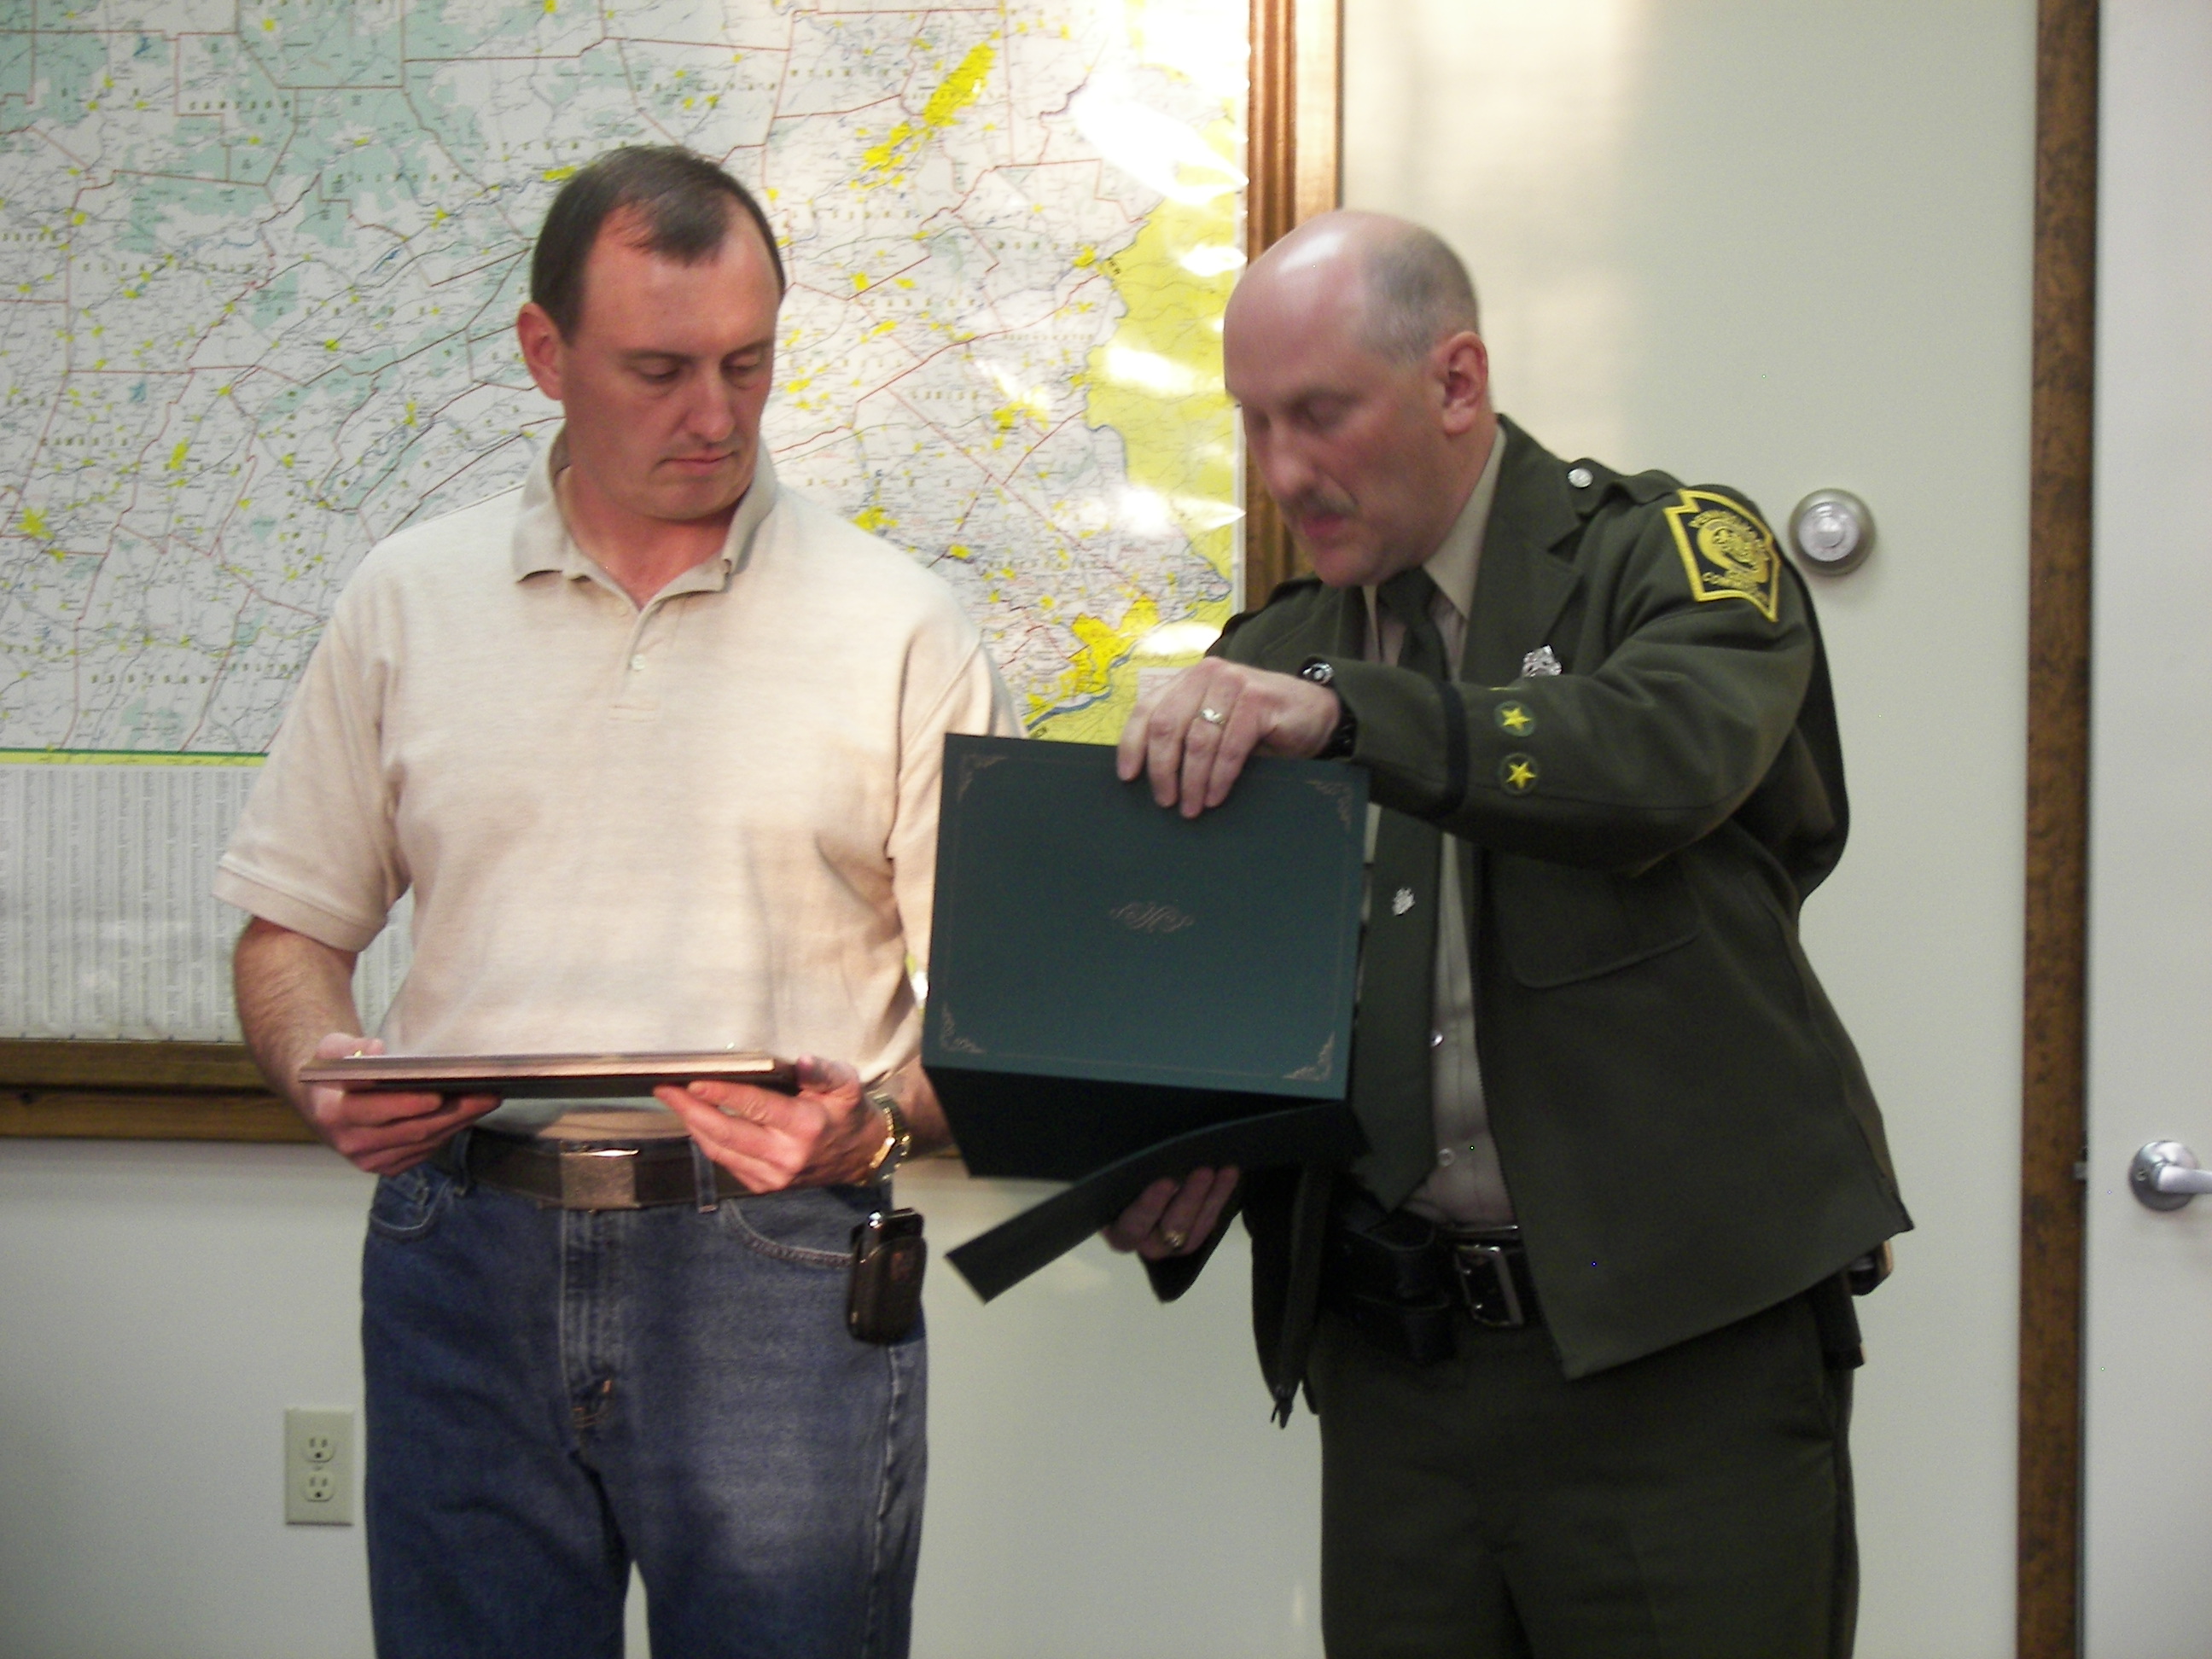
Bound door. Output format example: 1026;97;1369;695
2081;2;2212;1650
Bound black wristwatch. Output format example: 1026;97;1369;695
1301;658;1359;759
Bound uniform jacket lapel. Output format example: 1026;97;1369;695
1454;419;1585;934
1464;417;1584;688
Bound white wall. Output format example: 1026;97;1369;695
1342;3;2034;1655
0;1145;1323;1659
0;4;2037;1656
0;1142;378;1657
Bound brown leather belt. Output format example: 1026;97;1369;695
445;1128;742;1211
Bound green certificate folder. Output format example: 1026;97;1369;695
925;735;1368;1297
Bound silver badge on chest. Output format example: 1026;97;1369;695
1521;645;1563;678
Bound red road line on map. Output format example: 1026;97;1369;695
870;383;1103;552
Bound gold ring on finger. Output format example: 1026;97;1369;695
1161;1227;1189;1250
1197;706;1227;726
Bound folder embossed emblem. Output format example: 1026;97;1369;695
1108;900;1195;935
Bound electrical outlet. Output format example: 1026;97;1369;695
284;1408;355;1526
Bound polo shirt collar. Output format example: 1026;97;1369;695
510;428;781;592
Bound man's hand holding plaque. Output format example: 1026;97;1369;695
661;1058;943;1194
301;1032;503;1177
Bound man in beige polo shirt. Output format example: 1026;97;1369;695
217;147;1014;1659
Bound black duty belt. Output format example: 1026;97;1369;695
445;1127;743;1211
1321;1202;1541;1365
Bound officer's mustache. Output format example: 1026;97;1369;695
1282;486;1359;521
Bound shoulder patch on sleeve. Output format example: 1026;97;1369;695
1660;489;1781;622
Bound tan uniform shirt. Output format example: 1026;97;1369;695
1361;428;1515;1227
216;440;1017;1131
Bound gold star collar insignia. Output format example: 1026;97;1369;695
1495;701;1534;736
1500;754;1539;795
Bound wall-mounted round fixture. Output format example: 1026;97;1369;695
1789;489;1875;576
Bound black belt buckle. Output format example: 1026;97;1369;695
1450;1240;1527;1329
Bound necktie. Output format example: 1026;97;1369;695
1349;568;1450;1208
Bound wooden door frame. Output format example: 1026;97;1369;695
1243;0;1342;605
2019;0;2096;1653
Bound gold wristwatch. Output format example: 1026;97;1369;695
862;1085;914;1184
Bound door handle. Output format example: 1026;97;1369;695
2130;1142;2212;1210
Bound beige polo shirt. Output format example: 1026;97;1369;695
216;439;1017;1102
1361;426;1515;1228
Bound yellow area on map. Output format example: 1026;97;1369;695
0;749;264;766
1039;599;1161;727
1029;119;1241;744
861;41;996;179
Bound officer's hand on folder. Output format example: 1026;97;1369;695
1103;1166;1241;1260
1116;660;1342;818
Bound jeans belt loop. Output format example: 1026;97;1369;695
445;1126;476;1196
1452;1239;1528;1329
689;1138;723;1214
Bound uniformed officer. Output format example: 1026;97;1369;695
1106;211;1908;1657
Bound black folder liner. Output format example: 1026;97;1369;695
946;1103;1365;1301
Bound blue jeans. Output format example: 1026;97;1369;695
360;1157;925;1659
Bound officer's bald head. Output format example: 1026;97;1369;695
1223;212;1496;589
1231;211;1481;364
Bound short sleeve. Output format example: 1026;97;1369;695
212;578;407;952
887;630;1019;972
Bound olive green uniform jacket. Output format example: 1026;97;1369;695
1178;417;1910;1382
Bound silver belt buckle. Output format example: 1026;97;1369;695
1452;1241;1527;1329
557;1146;641;1209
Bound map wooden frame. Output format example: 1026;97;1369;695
0;0;1346;1144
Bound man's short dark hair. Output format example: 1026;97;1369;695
530;146;786;339
1361;224;1481;362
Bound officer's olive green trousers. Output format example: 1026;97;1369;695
1307;1295;1855;1659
